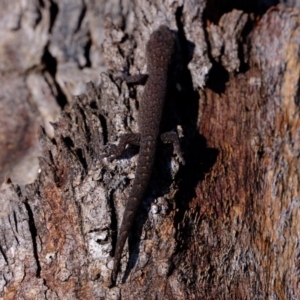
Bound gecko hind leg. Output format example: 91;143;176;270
161;131;185;165
101;133;140;161
123;74;148;85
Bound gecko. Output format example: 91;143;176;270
102;25;184;283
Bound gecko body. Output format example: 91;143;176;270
107;25;176;282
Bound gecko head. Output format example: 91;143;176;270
146;25;175;67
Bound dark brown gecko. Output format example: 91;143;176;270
103;25;183;283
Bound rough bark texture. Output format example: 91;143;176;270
1;0;300;299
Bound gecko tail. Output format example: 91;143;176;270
111;153;154;283
111;267;118;284
112;228;129;283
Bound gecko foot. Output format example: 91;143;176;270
100;144;120;162
100;133;141;162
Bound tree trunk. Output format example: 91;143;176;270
0;1;299;299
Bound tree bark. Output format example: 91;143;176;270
1;1;300;299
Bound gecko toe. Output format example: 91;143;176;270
100;144;119;161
